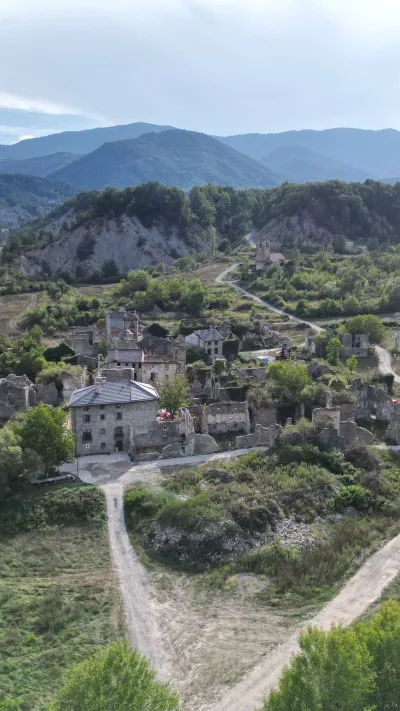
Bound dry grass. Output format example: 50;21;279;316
0;523;123;709
0;293;38;334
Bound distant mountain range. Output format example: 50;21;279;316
1;122;400;199
50;129;278;190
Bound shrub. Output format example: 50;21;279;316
334;484;377;512
345;444;383;472
124;489;173;527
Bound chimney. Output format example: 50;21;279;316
95;377;102;394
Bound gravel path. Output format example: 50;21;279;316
102;483;167;679
208;530;400;711
375;345;400;384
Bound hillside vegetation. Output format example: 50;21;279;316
0;173;78;227
49;129;278;190
0;153;79;178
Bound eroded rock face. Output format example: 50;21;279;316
20;215;210;277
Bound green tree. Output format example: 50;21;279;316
326;336;342;365
0;699;21;711
159;375;189;419
187;286;208;315
267;361;311;399
344;314;385;344
346;355;358;374
214;359;226;377
49;641;179;711
265;626;375;711
0;424;42;499
19;404;74;477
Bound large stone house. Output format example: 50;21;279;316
185;328;224;360
69;374;159;455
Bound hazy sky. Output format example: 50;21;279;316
1;0;400;143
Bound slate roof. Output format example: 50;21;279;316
108;348;143;362
193;328;224;342
69;380;159;407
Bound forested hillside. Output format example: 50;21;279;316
5;178;400;279
0;173;78;227
49;129;278;190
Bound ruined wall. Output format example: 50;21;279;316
236;367;266;386
386;404;400;444
204;401;250;436
0;375;35;422
350;379;393;423
249;405;278;428
339;421;374;446
236;423;282;449
312;406;341;431
131;408;195;453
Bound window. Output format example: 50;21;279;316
116;412;122;420
83;406;89;412
82;430;92;442
100;405;105;410
166;364;169;370
115;404;121;409
208;348;212;355
150;372;156;381
83;414;91;423
100;414;105;420
114;426;123;439
101;442;106;449
117;362;121;367
208;341;212;346
100;428;106;435
214;347;218;354
125;362;129;366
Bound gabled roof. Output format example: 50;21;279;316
69;380;159;407
108;348;143;362
192;328;224;342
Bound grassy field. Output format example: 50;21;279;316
0;487;122;710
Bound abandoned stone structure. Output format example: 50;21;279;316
385;403;400;444
236;366;266;386
138;334;186;372
0;374;36;423
311;402;374;449
255;239;271;271
106;309;139;342
203;402;250;436
350;379;393;423
184;327;224;361
107;347;179;386
340;333;369;358
236;423;283;449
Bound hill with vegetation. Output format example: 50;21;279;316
0;121;172;160
0;152;79;178
49;129;279;190
0;173;78;227
262;145;368;184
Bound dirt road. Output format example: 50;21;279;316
103;484;167;679
8;292;38;332
216;263;323;333
207;530;400;711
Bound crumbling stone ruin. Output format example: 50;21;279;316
350;379;393;423
0;374;36;423
236;423;283;449
340;333;369;358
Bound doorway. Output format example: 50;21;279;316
115;440;124;452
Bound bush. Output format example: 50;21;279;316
124;488;173;528
345;444;383;472
334;484;377;512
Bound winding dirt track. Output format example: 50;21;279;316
208;531;400;711
103;484;167;680
8;292;38;332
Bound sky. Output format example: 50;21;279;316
1;0;400;143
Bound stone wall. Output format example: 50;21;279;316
188;405;207;433
130;408;195;455
236;367;266;386
312;406;341;431
249;405;278;428
203;401;250;436
339;421;374;446
236;423;282;449
0;375;35;423
350;379;393;423
386;404;400;444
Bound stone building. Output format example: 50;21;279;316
106;309;139;342
255;239;271;270
184;328;224;361
138;334;186;372
69;374;160;456
340;333;369;358
106;347;179;386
